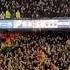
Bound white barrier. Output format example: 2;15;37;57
0;20;70;28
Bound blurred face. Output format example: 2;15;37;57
0;59;3;64
47;59;51;65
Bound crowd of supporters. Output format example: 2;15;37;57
0;30;70;70
0;0;70;19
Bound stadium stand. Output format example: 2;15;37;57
0;0;70;19
0;30;70;70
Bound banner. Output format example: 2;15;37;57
57;20;70;28
0;19;70;28
0;20;13;28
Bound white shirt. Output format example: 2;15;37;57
0;13;4;19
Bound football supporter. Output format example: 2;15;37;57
0;31;69;70
0;0;70;19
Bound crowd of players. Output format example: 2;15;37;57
0;0;70;19
0;30;70;70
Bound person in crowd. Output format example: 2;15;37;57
0;31;69;70
16;10;21;19
0;0;70;19
0;11;5;19
5;9;11;19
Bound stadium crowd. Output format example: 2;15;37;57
0;31;70;70
0;0;70;19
